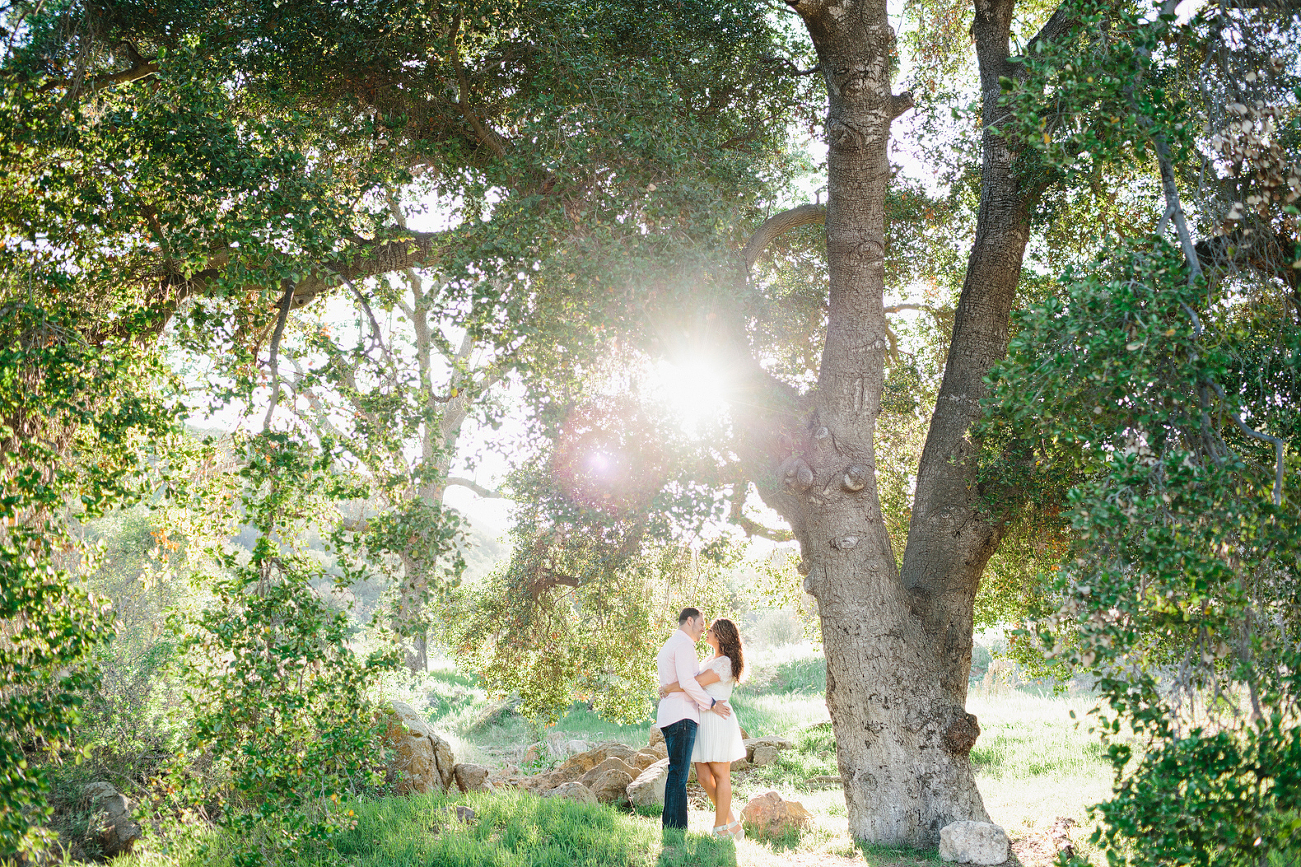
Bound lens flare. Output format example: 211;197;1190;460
653;356;730;436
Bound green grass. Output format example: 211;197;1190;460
116;791;740;867
857;841;944;865
745;651;827;696
966;688;1114;863
104;653;1120;867
968;691;1109;780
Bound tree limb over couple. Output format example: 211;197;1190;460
655;608;747;840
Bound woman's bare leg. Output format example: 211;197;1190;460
708;761;733;829
695;762;718;809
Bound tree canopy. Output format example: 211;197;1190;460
3;0;1300;861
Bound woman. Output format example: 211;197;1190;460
659;617;746;840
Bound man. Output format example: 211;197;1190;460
655;607;731;831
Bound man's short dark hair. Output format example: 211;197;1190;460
678;607;701;625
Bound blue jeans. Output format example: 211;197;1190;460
660;718;697;830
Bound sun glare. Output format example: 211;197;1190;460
652;356;730;437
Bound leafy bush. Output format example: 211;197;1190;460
1;298;178;861
168;433;400;866
991;240;1301;866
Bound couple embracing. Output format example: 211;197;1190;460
655;607;746;840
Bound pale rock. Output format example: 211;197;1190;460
730;757;751;772
807;775;842;788
596;742;640;764
644;742;668;761
579;756;639;788
627;758;669;808
939;820;1010;865
515;770;555;793
631;749;662;771
559;742;636;779
453;762;492;793
83;782;140;857
587;767;634;804
743;736;793;761
648;726;665;748
741;790;814;838
566;739;591;756
382;701;456;795
750;744;780;766
543;782;598;805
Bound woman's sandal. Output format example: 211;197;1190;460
712;820;744;841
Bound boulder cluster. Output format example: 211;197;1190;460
380;701;805;817
383;701;494;796
508;727;799;811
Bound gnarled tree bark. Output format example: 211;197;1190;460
728;0;1060;845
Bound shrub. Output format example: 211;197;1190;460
168;433;400;866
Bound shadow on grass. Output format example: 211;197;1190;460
327;790;715;867
857;839;1028;867
657;828;737;867
856;840;944;866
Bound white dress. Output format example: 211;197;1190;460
690;654;746;763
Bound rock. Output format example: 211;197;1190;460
587;767;634;805
730;757;751;772
631;749;662;771
447;805;477;824
739;727;749;739
743;736;794;761
807;775;842;788
515;770;556;793
597;742;640;763
543;781;598;805
453;763;492;793
523;743;542;763
741;791;813;838
382;701;456;795
558;742;637;779
566;739;591;756
579;756;639;788
750;744;781;766
644;742;668;761
627;758;670;808
939;820;1010;865
83;782;140;857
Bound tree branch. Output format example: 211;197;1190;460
449;14;509;160
262;285;295;432
728;485;794;542
760;54;822;76
1021;4;1085;71
39;56;159;95
740;203;826;276
446;476;503;498
1208;382;1286;507
281;228;449;309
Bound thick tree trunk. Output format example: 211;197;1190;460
773;0;989;846
754;0;1037;847
900;0;1029;704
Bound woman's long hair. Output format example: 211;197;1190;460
710;618;744;683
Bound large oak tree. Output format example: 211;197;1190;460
5;0;1297;855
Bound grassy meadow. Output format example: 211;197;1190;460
102;642;1120;867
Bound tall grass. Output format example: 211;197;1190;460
115;791;739;867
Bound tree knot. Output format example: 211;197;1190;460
942;710;980;755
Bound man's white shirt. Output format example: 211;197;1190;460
655;628;714;728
